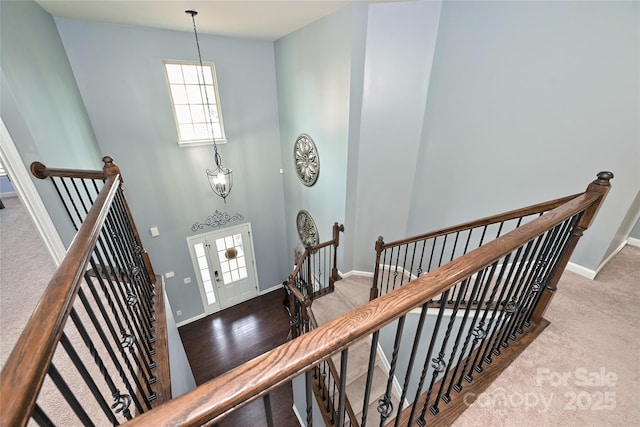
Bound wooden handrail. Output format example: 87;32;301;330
123;186;606;426
30;156;120;181
376;193;580;251
0;174;121;427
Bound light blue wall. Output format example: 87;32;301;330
274;6;357;265
0;0;103;245
55;18;288;321
349;1;443;272
407;0;639;271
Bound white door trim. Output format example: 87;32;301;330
0;117;66;265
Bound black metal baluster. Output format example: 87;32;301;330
59;177;86;227
337;349;349;427
382;248;391;296
48;363;95;426
391;246;401;292
50;177;81;231
70;177;91;216
305;369;313;427
446;262;498;396
489;232;547;356
59;332;121;424
92;234;157;378
360;331;380;427
378;316;405;427
415;290;449;427
263;393;274;427
99;226;157;378
456;254;512;387
394;303;429;427
69;302;142;413
83;265;153;410
109;202;155;330
523;214;582;327
113;191;155;292
474;243;531;371
103;213;156;353
499;228;555;346
431;278;469;413
516;217;574;333
32;404;54;427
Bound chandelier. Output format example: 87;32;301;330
186;10;233;202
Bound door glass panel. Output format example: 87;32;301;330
210;232;249;285
194;242;216;305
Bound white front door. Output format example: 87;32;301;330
187;223;259;314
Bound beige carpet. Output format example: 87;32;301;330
454;245;640;426
0;196;57;369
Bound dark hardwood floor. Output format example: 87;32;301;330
179;288;300;426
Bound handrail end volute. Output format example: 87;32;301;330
30;161;47;179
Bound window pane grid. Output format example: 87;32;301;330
165;61;225;144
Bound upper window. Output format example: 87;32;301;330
164;61;227;147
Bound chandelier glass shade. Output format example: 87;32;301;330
187;10;233;203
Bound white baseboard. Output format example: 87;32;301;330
565;262;597;280
0;191;16;198
259;282;284;296
340;269;373;278
627;237;640;248
176;311;208;328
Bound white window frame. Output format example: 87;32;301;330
164;60;227;147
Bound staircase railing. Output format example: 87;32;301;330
0;157;168;426
370;193;582;302
287;222;344;338
120;172;612;426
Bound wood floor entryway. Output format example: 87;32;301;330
179;288;299;426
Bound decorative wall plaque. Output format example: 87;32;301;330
293;133;319;186
191;210;244;231
296;210;319;247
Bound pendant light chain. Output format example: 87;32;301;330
186;10;232;202
187;10;221;166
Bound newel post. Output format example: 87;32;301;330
370;236;385;301
103;156;158;284
530;171;614;324
330;223;345;287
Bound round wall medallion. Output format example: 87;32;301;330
293;133;320;186
296;210;319;247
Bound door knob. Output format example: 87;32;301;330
214;270;222;282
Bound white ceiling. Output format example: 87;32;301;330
36;0;399;41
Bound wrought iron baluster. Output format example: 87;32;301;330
84;265;153;410
92;235;155;369
457;253;512;386
305;369;313;427
96;225;157;369
446;261;498;396
47;363;95;426
109;202;155;328
394;302;429;427
50;177;81;231
431;278;469;413
59;177;86;228
360;331;380;427
415;289;449;427
488;232;547;358
378;315;405;426
474;243;531;371
59;332;121;424
337;349;348;427
32;404;54;427
263;393;274;427
70;300;147;411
